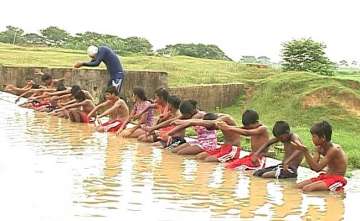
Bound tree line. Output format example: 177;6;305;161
0;25;231;60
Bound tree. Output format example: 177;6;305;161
239;56;257;63
23;33;45;45
257;56;271;64
0;25;24;44
124;37;153;54
281;38;335;75
40;26;71;47
339;60;348;66
156;43;231;60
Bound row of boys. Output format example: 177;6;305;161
5;77;348;192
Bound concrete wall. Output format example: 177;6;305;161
0;65;246;110
0;65;168;103
169;83;245;111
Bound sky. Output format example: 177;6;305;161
1;0;359;62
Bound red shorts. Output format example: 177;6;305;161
309;173;347;192
205;148;221;156
101;120;123;132
210;144;241;163
79;112;90;123
225;153;265;170
158;125;176;141
32;101;49;108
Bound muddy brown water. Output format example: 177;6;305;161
0;92;359;221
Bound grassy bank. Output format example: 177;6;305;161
220;72;360;169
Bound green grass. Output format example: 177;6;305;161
219;72;360;169
1;43;360;169
0;43;278;87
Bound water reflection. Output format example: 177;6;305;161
0;92;357;221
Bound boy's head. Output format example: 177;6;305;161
56;83;66;91
310;121;332;145
25;77;34;86
242;109;259;128
71;85;81;96
179;100;197;119
74;90;86;102
203;113;218;130
104;86;119;100
41;73;53;86
203;112;218;120
133;87;147;101
273;121;291;142
154;88;169;104
31;84;40;89
167;95;181;112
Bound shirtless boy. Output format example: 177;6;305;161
252;121;304;179
87;87;129;132
293;121;348;192
212;110;269;170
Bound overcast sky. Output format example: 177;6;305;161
1;0;359;62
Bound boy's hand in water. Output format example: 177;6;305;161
116;128;124;136
251;154;259;164
120;130;131;138
95;117;102;126
166;136;173;146
283;164;289;172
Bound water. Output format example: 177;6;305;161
0;92;359;221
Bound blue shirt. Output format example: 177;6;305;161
82;46;124;80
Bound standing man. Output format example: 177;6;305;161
74;45;124;94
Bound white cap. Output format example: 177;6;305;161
87;45;99;57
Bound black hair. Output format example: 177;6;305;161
242;109;259;126
188;99;198;109
41;73;52;82
155;87;169;101
179;100;197;115
71;85;81;96
74;90;86;102
25;77;33;81
133;86;147;101
203;112;218;120
56;83;66;91
272;121;290;137
167;95;181;110
310;121;332;142
105;86;119;96
31;84;40;89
